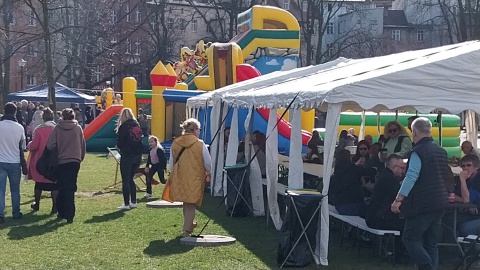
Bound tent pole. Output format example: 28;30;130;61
377;112;381;138
395;110;398;122
437;112;443;146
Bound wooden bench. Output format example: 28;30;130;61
328;204;400;262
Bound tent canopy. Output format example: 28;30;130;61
186;57;357;109
223;41;480;114
8;82;96;104
219;40;480;266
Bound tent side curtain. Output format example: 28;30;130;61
7;82;96;104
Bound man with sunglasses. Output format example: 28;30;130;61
390;117;449;270
450;155;480;236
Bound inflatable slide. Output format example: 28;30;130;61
84;105;123;152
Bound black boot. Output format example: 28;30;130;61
50;190;58;214
31;189;42;211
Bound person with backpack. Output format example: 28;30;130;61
143;135;167;198
116;108;143;210
383;121;412;158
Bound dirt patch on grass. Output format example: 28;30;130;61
76;190;119;197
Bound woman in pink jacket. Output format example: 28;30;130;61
27;108;58;214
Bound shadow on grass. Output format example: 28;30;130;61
84;210;125;223
7;217;66;240
196;194;279;269
143;237;194;256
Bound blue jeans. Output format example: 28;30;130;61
0;162;22;217
458;214;480;236
402;210;445;270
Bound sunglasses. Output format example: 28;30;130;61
388;128;398;133
461;164;473;168
358;147;368;151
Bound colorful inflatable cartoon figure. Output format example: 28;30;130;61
172;40;211;82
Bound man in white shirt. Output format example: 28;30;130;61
0;102;26;223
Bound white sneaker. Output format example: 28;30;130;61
118;204;131;210
129;202;137;208
143;193;151;199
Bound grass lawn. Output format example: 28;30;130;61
0;154;460;269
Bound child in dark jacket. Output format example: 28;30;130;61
143;135;167;198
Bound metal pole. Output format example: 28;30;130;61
20;66;24;90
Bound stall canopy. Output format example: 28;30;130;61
221;40;480;266
186;57;358;109
8;82;95;104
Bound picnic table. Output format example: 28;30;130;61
278;154;325;177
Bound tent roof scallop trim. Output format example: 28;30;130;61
7;82;96;104
222;41;480;114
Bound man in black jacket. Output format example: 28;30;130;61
391;117;449;270
366;154;405;231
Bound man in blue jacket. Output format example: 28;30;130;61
391;117;449;270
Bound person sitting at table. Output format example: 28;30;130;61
252;130;266;178
348;128;359;146
364;134;373;146
365;143;386;174
302;143;322;164
336;129;355;155
352;140;370;166
330;149;376;217
308;130;324;147
383;121;412;158
461;141;480;160
366;154;406;231
451;154;480;236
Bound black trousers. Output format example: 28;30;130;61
146;163;165;194
120;154;141;205
56;162;80;221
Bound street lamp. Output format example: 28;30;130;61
17;59;27;90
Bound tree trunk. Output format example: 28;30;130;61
41;1;56;112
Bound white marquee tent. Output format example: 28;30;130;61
220;40;480;265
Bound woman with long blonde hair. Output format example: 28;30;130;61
168;118;212;237
116;108;143;210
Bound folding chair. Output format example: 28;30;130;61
456;234;480;270
278;190;324;268
106;147;147;191
224;164;255;217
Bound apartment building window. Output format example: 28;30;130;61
192;20;197;32
326;44;334;58
126;38;131;54
111;65;116;85
126;5;130;22
417;30;425;42
167;18;174;29
27;74;36;86
8;12;16;25
180;19;186;32
111;37;117;44
327;3;333;12
370;20;377;25
166;42;173;54
135;39;141;55
136;7;141;23
95;66;101;82
391;29;401;41
28;10;36;26
326;22;334;34
111;10;117;24
302;1;308;11
283;0;290;10
27;44;37;57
